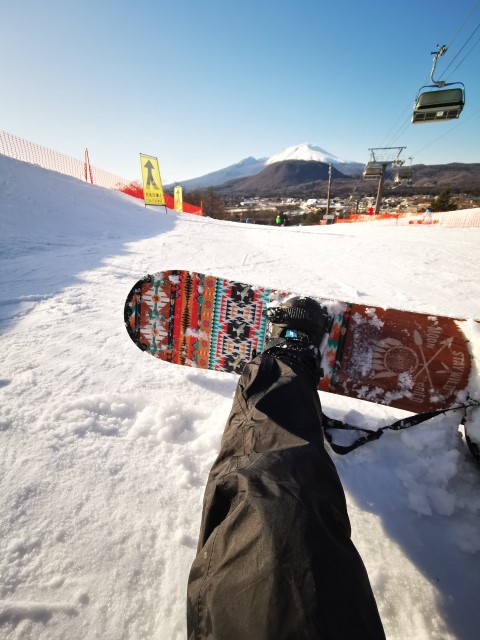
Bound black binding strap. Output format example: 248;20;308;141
322;400;480;455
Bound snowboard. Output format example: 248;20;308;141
124;270;474;414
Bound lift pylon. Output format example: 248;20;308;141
363;147;406;214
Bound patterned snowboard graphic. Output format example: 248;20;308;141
124;270;473;413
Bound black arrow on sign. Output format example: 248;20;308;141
144;160;158;189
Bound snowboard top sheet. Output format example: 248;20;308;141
124;270;473;414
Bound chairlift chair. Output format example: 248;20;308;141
412;45;465;123
363;162;384;180
412;85;465;123
394;166;413;185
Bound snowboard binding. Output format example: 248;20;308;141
265;296;331;349
262;296;332;384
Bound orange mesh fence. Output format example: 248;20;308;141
396;209;480;227
337;213;399;224
118;182;202;215
163;192;202;215
0;130;202;216
336;209;480;228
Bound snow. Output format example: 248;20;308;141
1;152;479;639
266;142;346;165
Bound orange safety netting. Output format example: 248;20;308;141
0;130;202;216
336;213;399;224
396;209;480;227
118;181;202;215
335;209;480;228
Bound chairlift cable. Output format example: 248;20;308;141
380;105;411;148
444;26;480;79
379;57;435;147
384;119;411;148
439;21;480;79
410;108;480;158
444;0;480;51
373;5;478;179
379;69;436;149
448;31;480;75
381;3;479;142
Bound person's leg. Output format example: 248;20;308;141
187;346;385;640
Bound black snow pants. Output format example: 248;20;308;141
187;352;386;640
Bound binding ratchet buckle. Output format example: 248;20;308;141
265;306;314;323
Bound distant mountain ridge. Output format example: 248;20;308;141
215;161;480;198
166;143;364;190
218;160;347;193
172;156;267;191
165;143;480;197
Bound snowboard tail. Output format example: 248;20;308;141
125;270;473;414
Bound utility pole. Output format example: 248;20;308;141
326;163;332;218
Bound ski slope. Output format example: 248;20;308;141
0;153;479;640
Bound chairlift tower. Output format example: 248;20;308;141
364;147;406;214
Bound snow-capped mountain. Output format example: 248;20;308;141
166;143;363;190
265;142;345;165
265;143;364;177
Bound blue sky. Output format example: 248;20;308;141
1;0;479;183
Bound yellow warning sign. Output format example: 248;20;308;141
174;185;183;212
139;154;165;206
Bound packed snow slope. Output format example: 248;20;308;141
0;153;479;640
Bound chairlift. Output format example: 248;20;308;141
412;85;465;122
394;165;413;185
412;45;465;123
363;162;384;180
